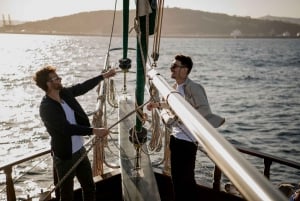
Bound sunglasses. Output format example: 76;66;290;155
170;63;185;69
48;76;62;82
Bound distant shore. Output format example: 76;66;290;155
1;8;300;40
1;31;299;39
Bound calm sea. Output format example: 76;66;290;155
0;33;300;199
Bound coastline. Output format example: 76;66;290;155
1;31;300;39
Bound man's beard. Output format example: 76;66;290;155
171;72;176;79
54;83;63;91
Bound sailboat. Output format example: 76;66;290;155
1;1;299;201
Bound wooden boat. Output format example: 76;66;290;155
1;1;300;201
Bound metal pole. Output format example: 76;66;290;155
147;68;286;201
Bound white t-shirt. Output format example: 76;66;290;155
61;100;84;153
172;83;196;142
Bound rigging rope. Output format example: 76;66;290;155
151;0;164;65
127;0;167;156
147;83;164;152
91;0;119;177
92;0;167;174
106;0;118;58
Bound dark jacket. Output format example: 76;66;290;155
40;75;104;159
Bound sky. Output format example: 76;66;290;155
1;0;300;22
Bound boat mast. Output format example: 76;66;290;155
135;0;156;133
118;1;161;200
135;2;146;133
122;0;129;60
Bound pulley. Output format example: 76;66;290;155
151;52;159;62
129;127;147;145
119;58;131;72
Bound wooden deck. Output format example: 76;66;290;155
118;95;161;201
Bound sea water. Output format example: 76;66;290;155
0;34;299;199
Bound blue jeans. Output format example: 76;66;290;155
53;147;95;201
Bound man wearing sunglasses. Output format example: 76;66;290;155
147;54;224;201
33;65;116;201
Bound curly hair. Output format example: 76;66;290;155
33;65;56;92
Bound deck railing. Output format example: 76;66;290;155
0;149;51;201
212;146;300;191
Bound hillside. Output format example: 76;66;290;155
1;8;300;37
259;15;300;25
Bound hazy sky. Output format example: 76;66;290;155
1;0;300;21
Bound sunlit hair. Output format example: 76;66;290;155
175;54;193;74
33;65;56;92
